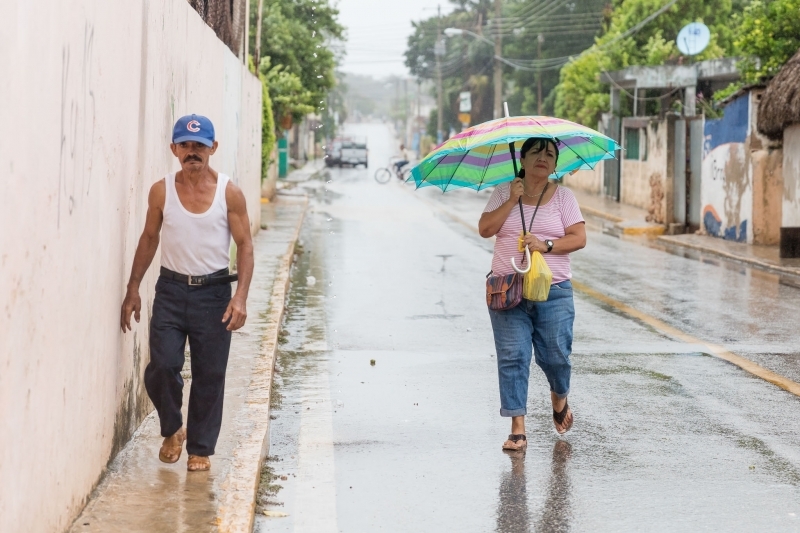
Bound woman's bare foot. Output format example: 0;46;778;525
158;427;186;464
551;393;573;435
187;455;211;472
502;415;527;451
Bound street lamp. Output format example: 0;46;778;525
443;27;493;46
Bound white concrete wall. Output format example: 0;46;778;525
563;163;603;195
701;93;754;242
783;125;800;227
701;143;752;241
0;2;261;532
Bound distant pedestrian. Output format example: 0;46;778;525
478;137;586;451
120;114;254;471
394;143;411;174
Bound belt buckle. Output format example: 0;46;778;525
188;275;204;286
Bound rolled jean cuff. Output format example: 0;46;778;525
551;388;569;399
500;407;527;417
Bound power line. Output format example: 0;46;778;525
489;0;569;34
494;0;680;72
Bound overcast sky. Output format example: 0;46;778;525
335;0;454;79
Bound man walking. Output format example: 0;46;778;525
120;114;254;472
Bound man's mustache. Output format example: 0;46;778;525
184;155;202;163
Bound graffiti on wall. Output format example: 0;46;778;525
702;205;747;242
701;94;751;243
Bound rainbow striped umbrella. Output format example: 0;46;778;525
409;115;620;192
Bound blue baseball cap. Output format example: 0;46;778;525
172;114;215;147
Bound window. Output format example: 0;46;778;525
624;128;640;160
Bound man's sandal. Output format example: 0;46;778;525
502;434;527;451
158;428;186;464
187;455;211;472
553;401;573;435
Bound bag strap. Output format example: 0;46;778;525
518;182;549;266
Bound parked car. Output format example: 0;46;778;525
325;140;342;167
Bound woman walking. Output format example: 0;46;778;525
478;137;586;451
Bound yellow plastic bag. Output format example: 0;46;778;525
522;250;552;301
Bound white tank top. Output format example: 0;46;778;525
161;172;232;275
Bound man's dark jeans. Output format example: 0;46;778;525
145;275;232;456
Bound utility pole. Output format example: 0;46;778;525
254;0;264;68
436;5;444;144
417;78;422;152
537;33;544;115
404;78;409;146
493;0;503;119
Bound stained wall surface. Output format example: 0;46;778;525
702;94;752;242
0;1;261;532
783;125;800;227
619;119;671;224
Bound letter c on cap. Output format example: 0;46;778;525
187;120;201;133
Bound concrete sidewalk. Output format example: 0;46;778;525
69;196;307;533
569;187;800;279
659;233;800;278
569;187;666;236
282;158;325;184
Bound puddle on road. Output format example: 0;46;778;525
253;216;331;532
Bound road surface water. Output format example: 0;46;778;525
255;122;800;533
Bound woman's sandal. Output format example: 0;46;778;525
502;434;527;451
187;455;211;472
553;401;573;435
158;428;186;464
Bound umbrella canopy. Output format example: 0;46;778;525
409;115;621;192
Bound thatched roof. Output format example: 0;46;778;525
758;48;800;140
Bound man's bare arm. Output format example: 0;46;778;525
222;182;254;331
120;181;165;332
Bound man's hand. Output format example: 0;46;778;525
523;233;547;254
509;177;524;203
222;294;248;331
121;288;142;332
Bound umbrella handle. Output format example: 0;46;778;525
511;246;532;274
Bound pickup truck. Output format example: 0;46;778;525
339;140;368;167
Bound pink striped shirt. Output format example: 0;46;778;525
483;183;584;283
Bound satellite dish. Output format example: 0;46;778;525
676;22;710;56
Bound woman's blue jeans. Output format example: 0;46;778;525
488;281;575;417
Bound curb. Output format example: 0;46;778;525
616;220;666;236
579;204;624;223
215;197;308;532
657;235;800;278
580;204;665;236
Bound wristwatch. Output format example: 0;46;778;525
545;239;554;253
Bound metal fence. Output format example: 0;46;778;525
187;0;246;56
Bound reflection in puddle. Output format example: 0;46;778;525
496;441;573;533
535;440;573;533
496;451;529;533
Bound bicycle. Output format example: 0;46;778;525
374;157;413;184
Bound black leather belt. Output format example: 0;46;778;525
160;267;238;286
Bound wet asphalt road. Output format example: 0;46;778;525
255;122;800;532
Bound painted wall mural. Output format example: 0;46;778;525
702;94;752;243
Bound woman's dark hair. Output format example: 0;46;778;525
518;137;559;178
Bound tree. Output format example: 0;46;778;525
250;0;344;125
733;0;800;84
502;0;608;117
554;0;738;125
